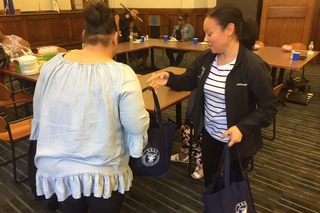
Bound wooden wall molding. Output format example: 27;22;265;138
0;8;208;51
0;12;84;51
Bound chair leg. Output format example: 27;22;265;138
272;117;276;140
13;105;19;120
302;67;305;78
10;141;29;183
263;116;276;140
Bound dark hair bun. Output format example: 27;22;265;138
183;13;188;20
82;2;111;27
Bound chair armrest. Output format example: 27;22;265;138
7;115;33;125
0;99;28;107
11;87;34;95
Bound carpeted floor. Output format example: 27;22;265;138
0;50;319;212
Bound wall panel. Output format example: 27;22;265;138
0;12;84;50
0;8;207;50
259;0;318;47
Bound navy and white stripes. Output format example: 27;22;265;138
203;56;235;143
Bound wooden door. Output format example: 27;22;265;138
259;0;318;47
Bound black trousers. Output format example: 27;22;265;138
201;129;252;187
165;49;187;66
28;140;60;211
63;192;125;213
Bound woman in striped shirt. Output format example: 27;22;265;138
148;3;278;188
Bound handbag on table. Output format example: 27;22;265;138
129;86;177;177
202;144;256;213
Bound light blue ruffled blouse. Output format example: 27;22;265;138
30;54;150;202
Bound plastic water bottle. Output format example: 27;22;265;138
129;32;133;42
308;41;314;55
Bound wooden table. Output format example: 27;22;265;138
0;68;38;82
116;39;198;68
147;39;199;68
178;42;209;52
254;46;319;85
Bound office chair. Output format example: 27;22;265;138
263;83;284;140
0;83;33;119
0;105;33;183
248;83;284;172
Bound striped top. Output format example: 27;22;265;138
204;56;236;143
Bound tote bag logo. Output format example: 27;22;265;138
235;201;248;213
141;148;160;167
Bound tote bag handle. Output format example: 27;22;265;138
142;86;163;126
214;144;245;187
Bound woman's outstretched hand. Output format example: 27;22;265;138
146;72;170;90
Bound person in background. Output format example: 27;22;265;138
30;2;149;213
115;8;140;63
165;14;194;66
127;21;149;68
148;2;278;191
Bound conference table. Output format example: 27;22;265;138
178;42;209;52
116;39;201;68
130;40;318;84
254;46;319;85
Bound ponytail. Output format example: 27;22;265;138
241;18;259;51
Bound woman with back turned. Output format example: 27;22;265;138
30;2;150;212
148;3;278;193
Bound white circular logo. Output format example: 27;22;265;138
141;148;160;167
235;201;248;213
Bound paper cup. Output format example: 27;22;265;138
141;36;145;42
292;51;300;61
18;55;39;75
164;35;168;42
193;38;198;45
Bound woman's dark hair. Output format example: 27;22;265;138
243;18;259;50
82;2;116;47
206;3;257;50
180;13;188;21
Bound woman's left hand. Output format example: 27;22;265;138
220;126;243;147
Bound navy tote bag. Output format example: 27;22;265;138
202;144;256;213
129;86;176;177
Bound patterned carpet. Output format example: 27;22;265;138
0;52;319;212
